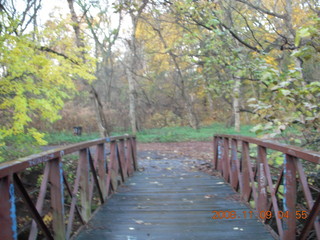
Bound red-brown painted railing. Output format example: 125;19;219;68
213;134;320;240
0;135;137;240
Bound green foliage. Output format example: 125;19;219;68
249;57;320;150
0;134;41;162
0;14;96;160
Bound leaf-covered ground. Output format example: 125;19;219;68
138;141;213;161
138;141;218;177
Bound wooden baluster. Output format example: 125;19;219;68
230;139;239;190
283;154;296;239
96;143;107;199
223;138;230;182
131;137;138;171
126;139;134;176
217;138;223;173
79;149;91;222
49;157;66;240
257;146;268;215
29;163;50;240
213;136;218;170
108;141;118;191
118;140;127;180
241;141;251;202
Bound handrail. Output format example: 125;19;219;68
0;135;137;240
213;134;320;240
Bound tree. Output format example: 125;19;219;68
67;0;110;137
0;5;95;161
134;6;200;129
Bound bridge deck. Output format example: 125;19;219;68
75;152;274;240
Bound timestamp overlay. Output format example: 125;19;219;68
211;210;308;221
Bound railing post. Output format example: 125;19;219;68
96;143;107;200
79;149;91;222
0;175;17;240
230;139;239;189
109;141;119;191
126;139;134;176
257;146;268;214
217;138;223;172
241;141;251;202
117;140;126;181
48;157;66;240
131;137;138;171
213;136;218;169
283;154;296;239
222;138;230;182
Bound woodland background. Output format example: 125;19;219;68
0;0;319;161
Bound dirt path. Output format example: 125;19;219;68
137;141;213;162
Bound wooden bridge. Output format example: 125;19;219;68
0;135;319;240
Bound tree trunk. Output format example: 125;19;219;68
233;77;241;132
184;95;199;129
125;66;137;134
91;87;109;137
67;0;109;137
125;1;148;134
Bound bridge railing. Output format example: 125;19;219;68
0;135;137;240
213;134;320;240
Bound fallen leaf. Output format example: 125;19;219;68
133;219;144;224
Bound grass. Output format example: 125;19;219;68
136;123;256;142
122;123;255;143
43;131;100;145
44;123;256;145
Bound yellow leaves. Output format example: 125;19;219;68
264;55;277;66
0;16;96;151
43;212;53;225
28;129;47;145
136;14;189;74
